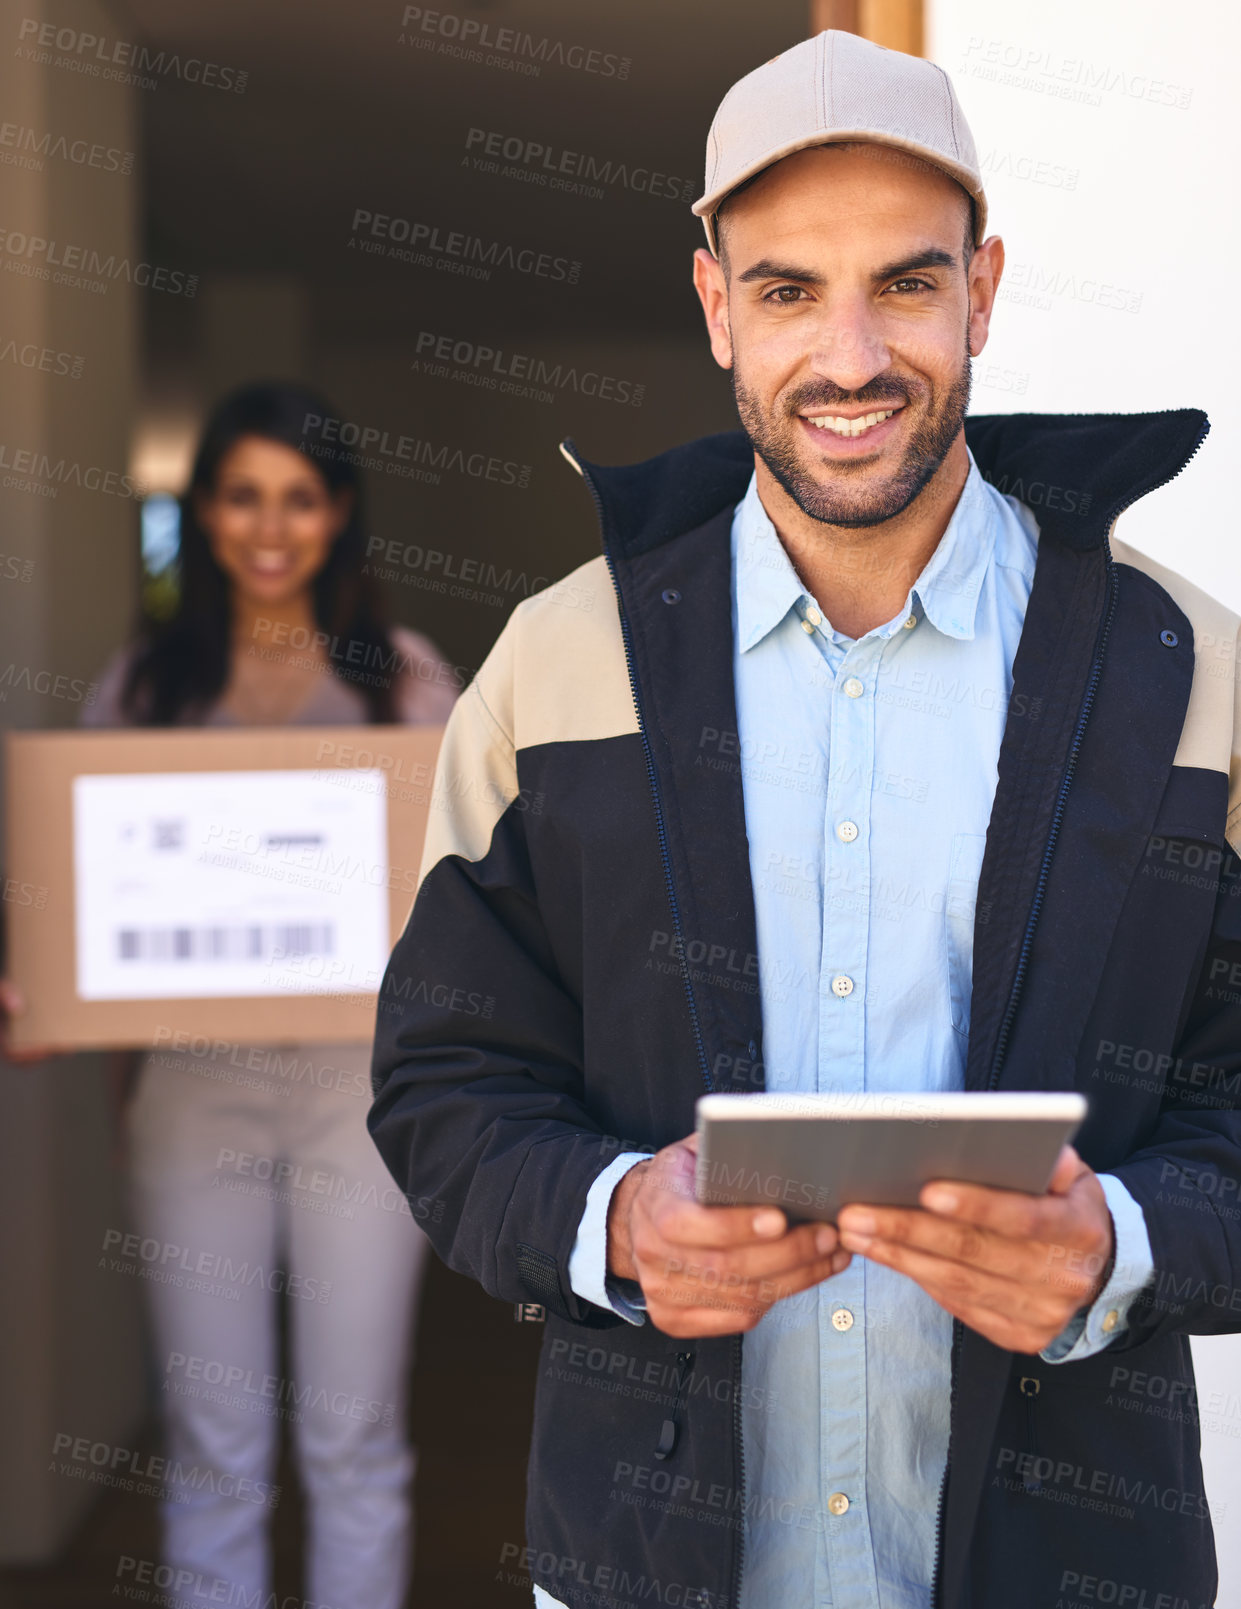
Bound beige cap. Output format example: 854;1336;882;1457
694;29;987;257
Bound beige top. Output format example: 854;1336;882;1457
82;624;458;730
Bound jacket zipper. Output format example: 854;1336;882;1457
986;549;1120;1092
929;556;1118;1606
1018;1376;1042;1491
731;1332;746;1608
655;1350;696;1460
930;1318;963;1608
987;408;1210;1092
562;442;715;1100
929;412;1210;1607
562;440;747;1606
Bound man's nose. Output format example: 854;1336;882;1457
805;302;894;395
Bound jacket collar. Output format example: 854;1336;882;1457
561;409;1209;559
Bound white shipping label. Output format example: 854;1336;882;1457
73;770;390;1000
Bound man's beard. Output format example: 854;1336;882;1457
732;339;972;529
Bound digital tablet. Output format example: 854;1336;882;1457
694;1091;1088;1223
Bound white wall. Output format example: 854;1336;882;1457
930;0;1240;606
928;1;1241;1598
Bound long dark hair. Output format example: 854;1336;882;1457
121;380;397;724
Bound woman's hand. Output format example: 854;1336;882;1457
1;979;138;1163
0;978;64;1064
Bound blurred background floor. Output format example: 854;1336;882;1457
0;1253;544;1609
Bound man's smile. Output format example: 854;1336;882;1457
796;403;905;455
801;405;902;437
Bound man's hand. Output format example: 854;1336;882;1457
836;1145;1115;1354
607;1134;850;1338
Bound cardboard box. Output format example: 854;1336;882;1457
4;725;443;1049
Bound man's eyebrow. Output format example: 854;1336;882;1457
734;247;960;288
735;259;825;286
872;248;958;282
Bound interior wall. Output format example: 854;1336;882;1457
0;0;146;1564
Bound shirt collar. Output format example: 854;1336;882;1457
734;450;996;654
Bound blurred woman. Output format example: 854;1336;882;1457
81;380;456;1608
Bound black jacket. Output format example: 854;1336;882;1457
371;410;1240;1609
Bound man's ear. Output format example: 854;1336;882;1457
693;247;734;370
967;235;1005;359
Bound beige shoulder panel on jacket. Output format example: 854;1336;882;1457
1111;537;1241;854
483;553;638;754
415;554;636;890
415;538;1241;893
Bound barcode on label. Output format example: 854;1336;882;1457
116;923;335;962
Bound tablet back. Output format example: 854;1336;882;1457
694;1092;1087;1223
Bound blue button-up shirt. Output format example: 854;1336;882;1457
545;454;1154;1609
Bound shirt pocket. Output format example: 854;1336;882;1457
946;831;988;1038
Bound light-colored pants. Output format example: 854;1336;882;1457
126;1040;429;1609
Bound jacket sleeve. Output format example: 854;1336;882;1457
368;631;632;1328
1107;837;1241;1346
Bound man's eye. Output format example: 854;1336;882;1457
888;278;931;294
764;285;806;304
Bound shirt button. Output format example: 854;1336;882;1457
843;676;864;699
1102;1309;1120;1333
801;619;815;634
831;975;854;998
836;820;859;843
828;1492;850;1516
831;1307;854;1332
903;613;917;630
805;606;822;625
